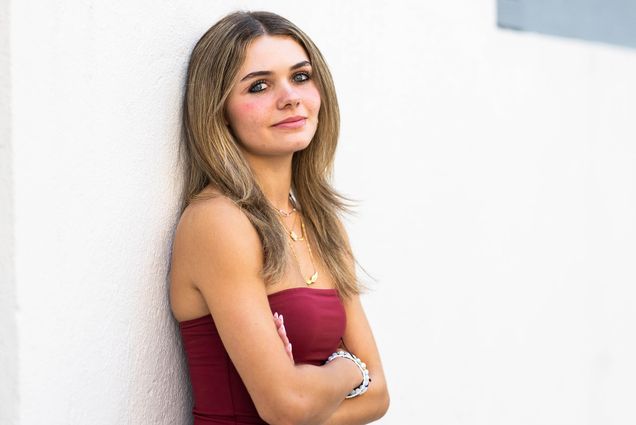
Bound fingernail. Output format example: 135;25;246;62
280;314;284;323
274;312;279;319
288;343;292;351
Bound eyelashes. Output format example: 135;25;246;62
248;80;268;93
248;71;312;94
292;71;311;83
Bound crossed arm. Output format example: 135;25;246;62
180;196;389;424
274;289;390;424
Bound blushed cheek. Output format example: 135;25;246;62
230;101;266;135
238;101;258;113
308;89;321;117
233;102;256;126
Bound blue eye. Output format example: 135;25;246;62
249;80;268;93
293;72;311;83
248;72;311;94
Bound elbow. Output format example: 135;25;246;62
258;406;287;425
381;389;391;417
260;411;298;425
374;385;391;420
258;391;306;425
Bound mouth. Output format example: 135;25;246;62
272;116;307;129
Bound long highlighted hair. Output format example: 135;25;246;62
180;10;368;299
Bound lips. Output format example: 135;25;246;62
272;116;307;129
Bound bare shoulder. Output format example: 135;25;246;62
169;190;299;422
169;190;263;321
172;191;263;286
178;192;255;243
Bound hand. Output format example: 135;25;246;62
273;312;294;364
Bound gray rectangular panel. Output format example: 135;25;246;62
497;0;636;49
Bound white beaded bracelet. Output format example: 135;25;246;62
324;350;370;399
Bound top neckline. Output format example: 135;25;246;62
178;286;338;326
266;286;337;298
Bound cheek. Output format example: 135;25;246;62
228;100;269;133
238;101;259;114
305;86;321;115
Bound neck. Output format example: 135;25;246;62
243;152;294;211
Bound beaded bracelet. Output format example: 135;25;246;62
324;350;370;399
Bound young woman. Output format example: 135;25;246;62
169;10;389;425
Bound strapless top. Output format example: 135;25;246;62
178;287;346;425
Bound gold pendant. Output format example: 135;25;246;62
305;271;318;285
290;230;303;241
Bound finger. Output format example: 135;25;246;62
278;324;290;345
286;343;294;362
273;314;292;360
276;326;292;362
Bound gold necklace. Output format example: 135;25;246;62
280;212;305;242
286;216;318;285
273;193;296;217
274;206;295;217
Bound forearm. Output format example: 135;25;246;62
320;377;388;425
284;358;362;425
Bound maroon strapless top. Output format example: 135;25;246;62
178;287;347;425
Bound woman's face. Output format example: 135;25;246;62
225;35;321;159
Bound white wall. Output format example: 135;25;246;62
2;1;635;424
1;1;17;424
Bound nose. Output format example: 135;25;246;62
276;82;301;110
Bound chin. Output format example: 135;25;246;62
291;136;314;152
272;140;310;156
275;130;315;153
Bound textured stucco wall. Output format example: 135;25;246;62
1;0;18;424
9;1;192;423
2;1;636;424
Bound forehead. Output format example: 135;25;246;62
239;35;309;73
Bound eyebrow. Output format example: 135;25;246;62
239;60;312;82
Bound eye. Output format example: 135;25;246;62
293;71;311;83
248;80;268;93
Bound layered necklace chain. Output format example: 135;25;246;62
275;196;318;286
274;204;296;217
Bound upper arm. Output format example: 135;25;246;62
336;218;391;414
340;295;390;413
176;197;297;423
